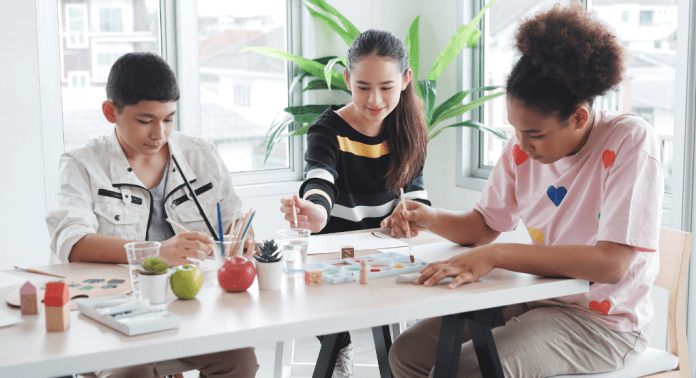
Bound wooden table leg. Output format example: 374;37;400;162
372;325;393;378
312;333;342;378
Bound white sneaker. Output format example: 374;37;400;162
332;343;354;378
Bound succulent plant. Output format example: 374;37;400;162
255;240;283;263
139;256;168;275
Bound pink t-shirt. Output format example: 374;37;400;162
474;110;663;332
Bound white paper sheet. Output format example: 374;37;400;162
0;272;27;289
308;231;407;255
0;309;23;328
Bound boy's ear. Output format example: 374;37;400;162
574;106;590;129
102;101;117;124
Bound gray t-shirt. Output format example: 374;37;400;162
147;160;175;242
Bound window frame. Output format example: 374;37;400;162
173;0;305;187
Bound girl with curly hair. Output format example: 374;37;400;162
387;4;662;377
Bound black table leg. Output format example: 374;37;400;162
433;307;506;378
372;325;393;378
313;333;342;378
433;313;468;378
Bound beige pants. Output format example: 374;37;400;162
83;347;259;378
389;303;651;378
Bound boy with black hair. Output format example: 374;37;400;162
46;52;258;377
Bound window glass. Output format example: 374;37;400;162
478;0;572;167
477;0;677;197
592;0;677;195
197;0;289;173
59;0;161;152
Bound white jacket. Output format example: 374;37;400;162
46;130;241;262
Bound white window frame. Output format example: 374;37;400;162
65;3;88;49
173;0;305;188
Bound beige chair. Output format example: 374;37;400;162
555;227;691;378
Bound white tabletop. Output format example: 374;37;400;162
0;234;588;377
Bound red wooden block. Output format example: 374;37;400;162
44;282;69;307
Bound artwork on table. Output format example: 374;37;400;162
305;252;427;284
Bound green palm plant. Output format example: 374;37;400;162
241;0;506;164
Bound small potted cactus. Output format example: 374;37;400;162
254;240;284;290
138;256;169;304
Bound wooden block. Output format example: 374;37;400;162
341;245;354;259
20;280;39;315
304;270;322;286
20;293;39;315
359;259;368;284
46;301;71;332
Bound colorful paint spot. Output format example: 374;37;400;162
107;279;125;284
80;285;95;290
332;262;351;266
101;285;117;289
83;279;105;284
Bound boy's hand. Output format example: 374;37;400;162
415;246;496;289
160;232;213;267
381;200;434;238
280;195;327;233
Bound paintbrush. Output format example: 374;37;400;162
292;200;298;228
14;266;66;279
171;155;219;241
165;218;190;233
399;188;414;263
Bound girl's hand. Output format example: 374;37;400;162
159;232;213;267
381;200;435;238
280;195;328;233
415;246;497;289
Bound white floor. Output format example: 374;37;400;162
182;327;379;378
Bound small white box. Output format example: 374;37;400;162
77;295;179;336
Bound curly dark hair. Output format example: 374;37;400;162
506;3;624;120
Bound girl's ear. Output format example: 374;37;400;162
343;69;351;92
102;101;117;124
402;68;414;91
574;106;590;129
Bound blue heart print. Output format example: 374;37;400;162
547;185;567;207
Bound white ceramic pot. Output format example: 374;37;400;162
139;273;169;304
256;260;283;290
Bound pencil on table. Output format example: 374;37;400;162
166;218;190;233
14;266;66;279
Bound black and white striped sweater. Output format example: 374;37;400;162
300;105;430;234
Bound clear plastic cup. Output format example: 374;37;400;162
212;234;247;265
124;241;161;299
277;229;310;277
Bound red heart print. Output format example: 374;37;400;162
589;300;611;314
513;144;529;166
602;150;616;169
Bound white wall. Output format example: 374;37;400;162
0;0;52;270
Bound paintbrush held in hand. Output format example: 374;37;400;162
399;188;414;263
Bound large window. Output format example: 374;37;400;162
466;0;680;225
59;0;161;152
196;0;292;175
57;0;301;185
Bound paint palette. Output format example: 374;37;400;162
6;276;132;311
305;252;427;284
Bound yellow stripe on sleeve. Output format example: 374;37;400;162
336;136;389;158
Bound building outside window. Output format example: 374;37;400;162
640;10;653;25
58;0;161;152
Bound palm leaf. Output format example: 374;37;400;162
304;0;361;41
240;47;348;91
417;80;437;125
289;57;343;92
284;105;332;115
426;0;498;82
304;4;356;46
429;120;508;140
405;16;420;82
431;91;505;128
301;79;348;93
430;85;501;125
324;57;347;89
263;113;295;164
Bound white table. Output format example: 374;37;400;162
0;234;588;378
